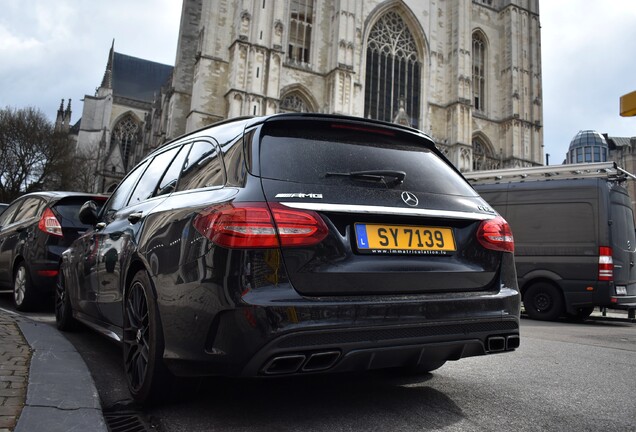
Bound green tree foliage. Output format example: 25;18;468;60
0;107;76;202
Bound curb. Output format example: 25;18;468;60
13;316;107;432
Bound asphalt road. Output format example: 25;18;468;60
5;294;636;432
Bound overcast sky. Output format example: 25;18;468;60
1;1;635;166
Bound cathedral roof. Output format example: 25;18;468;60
111;52;173;103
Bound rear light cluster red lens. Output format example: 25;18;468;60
477;216;514;253
193;202;329;249
598;246;613;281
38;208;63;237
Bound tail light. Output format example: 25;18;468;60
477;216;514;253
193;202;328;249
38;208;63;237
598;246;613;281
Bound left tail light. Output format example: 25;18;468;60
38;208;63;237
193;202;329;248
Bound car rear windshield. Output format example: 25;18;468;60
259;120;477;196
54;197;106;228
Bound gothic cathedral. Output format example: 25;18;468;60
76;0;542;192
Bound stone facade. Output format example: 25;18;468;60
76;0;543;192
156;0;543;172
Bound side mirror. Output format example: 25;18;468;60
79;200;99;226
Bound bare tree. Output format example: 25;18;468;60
0;107;75;202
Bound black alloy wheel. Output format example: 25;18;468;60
524;282;564;321
123;270;167;404
55;271;77;331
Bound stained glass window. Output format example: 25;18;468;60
473;32;486;111
364;11;421;128
111;114;139;170
288;0;313;65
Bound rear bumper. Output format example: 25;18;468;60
560;280;636;312
28;260;60;294
608;295;636;309
159;285;521;377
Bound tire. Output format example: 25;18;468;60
55;271;77;331
13;262;36;312
566;306;595;322
123;270;168;404
523;282;564;321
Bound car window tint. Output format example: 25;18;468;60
223;136;247;187
54;197;107;228
102;160;150;218
155;144;191;197
0;201;21;227
13;197;43;223
259;120;478;196
177;141;224;191
128;147;181;205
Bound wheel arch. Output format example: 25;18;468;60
519;270;563;298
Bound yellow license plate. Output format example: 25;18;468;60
355;223;456;254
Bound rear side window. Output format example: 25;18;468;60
258;121;477;196
13;197;43;223
0;202;21;227
177;141;224;191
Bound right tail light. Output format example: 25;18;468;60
477;216;514;253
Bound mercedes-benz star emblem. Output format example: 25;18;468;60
401;191;419;207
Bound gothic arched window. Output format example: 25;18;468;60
364;11;421;128
472;136;499;171
279;93;312;113
288;0;314;65
111;114;139;170
472;32;486;111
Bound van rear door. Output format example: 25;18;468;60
609;186;636;300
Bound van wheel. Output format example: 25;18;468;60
523;283;564;321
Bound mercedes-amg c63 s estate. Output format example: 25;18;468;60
56;113;520;403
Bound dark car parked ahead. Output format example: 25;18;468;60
0;192;107;310
56;113;520;403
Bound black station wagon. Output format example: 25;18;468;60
56;113;520;403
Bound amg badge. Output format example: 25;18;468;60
275;193;323;199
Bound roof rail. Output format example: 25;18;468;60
464;162;636;184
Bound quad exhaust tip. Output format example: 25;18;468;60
262;351;341;375
486;335;520;353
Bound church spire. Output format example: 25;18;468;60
55;99;65;132
100;39;115;90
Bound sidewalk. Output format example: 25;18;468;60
0;308;107;432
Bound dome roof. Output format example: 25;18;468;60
568;130;608;150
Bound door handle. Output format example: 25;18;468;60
128;212;143;224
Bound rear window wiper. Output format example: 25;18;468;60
325;170;406;186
